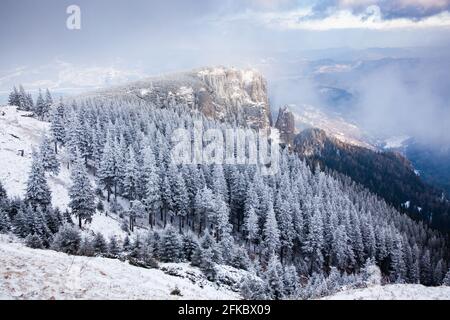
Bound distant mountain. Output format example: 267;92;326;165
293;128;450;232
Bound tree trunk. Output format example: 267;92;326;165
54;141;58;154
78;216;82;229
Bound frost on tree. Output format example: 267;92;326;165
68;152;95;228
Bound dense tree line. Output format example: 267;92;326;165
1;88;449;299
8;86;53;120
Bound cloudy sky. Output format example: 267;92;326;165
1;0;450;92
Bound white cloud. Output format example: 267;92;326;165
216;5;450;30
0;60;147;93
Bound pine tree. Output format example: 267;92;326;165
129;200;145;232
420;249;432;286
265;254;285;300
79;236;95;256
68;152;95;228
8;86;20;106
443;269;450;286
123;146;139;200
43;88;53;119
50;100;65;154
39;134;60;175
34;89;46;120
194;186;215;234
283;265;300;298
240;276;268;300
182;231;198;261
160;225;182;262
263;201;281;256
143;148;161;227
98;133;116;202
433;259;444;285
51;224;81;254
108;235;120;256
93;233;108;255
0;181;7;203
212;165;228;201
25;233;44;249
0;209;11;233
303;197;324;273
275;193;294;262
243;205;259;247
25;151;52;209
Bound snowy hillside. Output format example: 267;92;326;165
0;106;124;238
0;235;239;300
323;284;450;300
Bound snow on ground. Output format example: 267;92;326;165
0;235;239;300
322;284;450;300
0;105;126;239
0;106;70;209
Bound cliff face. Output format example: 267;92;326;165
86;67;272;130
275;106;296;146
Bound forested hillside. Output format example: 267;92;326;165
1;84;449;300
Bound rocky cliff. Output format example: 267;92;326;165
274;106;296;146
83;67;272;130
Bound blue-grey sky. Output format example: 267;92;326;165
1;0;450;92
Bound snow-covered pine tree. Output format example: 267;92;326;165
212;165;228;201
303;197;325;273
123;146;140;201
129;200;145;232
43;88;53;119
50;99;66;154
34;89;46;120
283;265;300;298
25;150;52;209
263;201;281;257
390;234;407;283
160;225;182;262
182;231;199;261
0;181;7;202
443;269;450;286
433;259;445;285
98;132;116;202
93;233;108;255
420;249;432;286
274;192;294;263
108;235;120;256
243;205;259;250
0;209;11;233
142;147;161;228
68;151;95;228
265;253;285;300
8;86;20;107
51;223;81;254
194;186;215;235
25;233;44;249
240;276;268;300
39;134;60;175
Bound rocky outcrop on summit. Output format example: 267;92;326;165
81;67;271;130
275;106;296;146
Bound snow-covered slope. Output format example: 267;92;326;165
0;105;124;238
0;235;239;300
322;284;450;300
